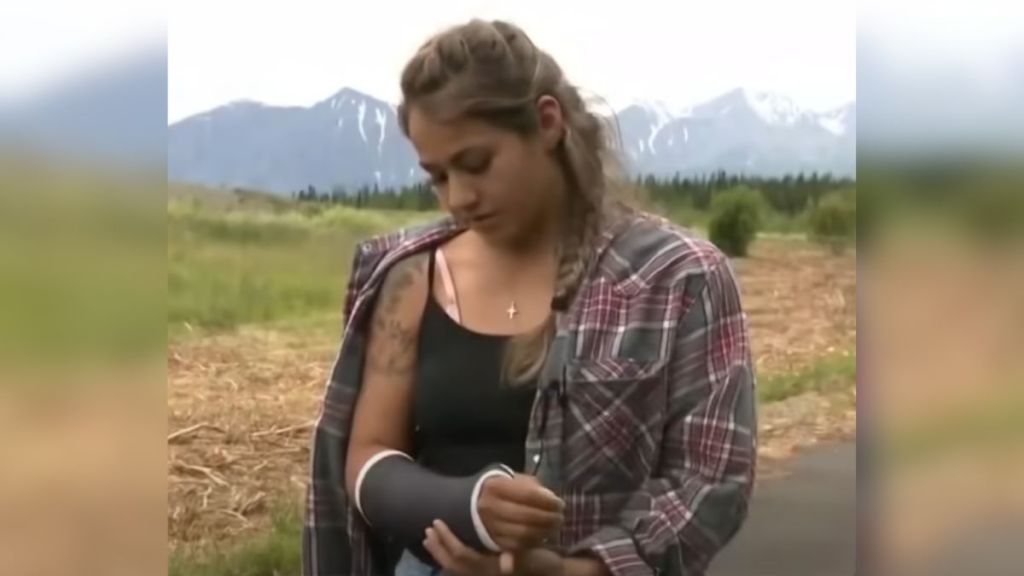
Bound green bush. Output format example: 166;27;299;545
708;187;763;257
810;192;856;254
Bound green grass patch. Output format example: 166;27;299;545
167;183;850;340
169;507;303;576
758;350;857;404
168;195;437;337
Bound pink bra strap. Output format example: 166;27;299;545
434;248;462;323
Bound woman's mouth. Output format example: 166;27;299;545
470;213;497;226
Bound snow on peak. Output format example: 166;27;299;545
743;90;808;126
818;106;849;136
374;107;387;155
631;98;692;121
629;98;690;156
358;101;367;143
636;99;673;126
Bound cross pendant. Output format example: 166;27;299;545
506;301;518;320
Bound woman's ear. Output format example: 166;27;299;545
536;95;565;151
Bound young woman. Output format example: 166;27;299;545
302;19;757;576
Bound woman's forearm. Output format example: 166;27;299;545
354;450;513;552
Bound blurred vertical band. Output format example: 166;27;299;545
859;2;1024;574
0;9;167;576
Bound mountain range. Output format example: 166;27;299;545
12;35;1022;183
168;87;855;195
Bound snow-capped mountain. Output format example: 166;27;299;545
167;87;856;194
614;88;855;178
168;88;418;193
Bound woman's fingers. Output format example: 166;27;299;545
486;475;564;512
479;496;562;550
431;520;483;564
488;518;559;551
484;498;564;528
499;551;515;575
423;525;455;571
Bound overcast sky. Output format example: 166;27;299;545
4;0;1021;126
165;0;857;123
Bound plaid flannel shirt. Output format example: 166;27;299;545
302;210;757;576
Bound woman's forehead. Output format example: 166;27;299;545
408;109;506;162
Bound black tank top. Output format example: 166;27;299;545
411;249;537;476
401;250;537;568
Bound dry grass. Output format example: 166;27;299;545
166;236;858;554
733;236;857;376
167;325;337;549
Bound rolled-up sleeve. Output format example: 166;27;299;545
570;254;758;576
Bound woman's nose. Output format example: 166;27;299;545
445;174;480;212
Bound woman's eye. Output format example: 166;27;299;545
430;173;448;186
462;156;491;175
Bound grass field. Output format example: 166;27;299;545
166;184;857;576
168;186;436;338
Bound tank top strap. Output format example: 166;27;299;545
432;247;462;323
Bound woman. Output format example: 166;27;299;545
302;19;756;576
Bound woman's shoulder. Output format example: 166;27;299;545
355;215;459;260
598;207;730;292
343;216;458;308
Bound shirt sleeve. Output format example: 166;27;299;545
569;254;758;576
302;243;370;576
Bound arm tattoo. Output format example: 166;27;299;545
366;254;426;376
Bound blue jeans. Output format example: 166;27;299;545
393;549;454;576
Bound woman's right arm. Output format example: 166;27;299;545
344;252;428;495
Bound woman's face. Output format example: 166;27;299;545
406;99;566;247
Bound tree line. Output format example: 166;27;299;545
292;170;855;214
293;182;438;211
639;171;853;216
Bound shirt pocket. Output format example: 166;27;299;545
561;354;669;492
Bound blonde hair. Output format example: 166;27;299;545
397;19;631;385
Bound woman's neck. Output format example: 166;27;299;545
475;229;559;269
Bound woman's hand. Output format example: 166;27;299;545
424;520;567;576
423;520;503;576
478;473;565;551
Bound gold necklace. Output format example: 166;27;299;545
506;300;519;320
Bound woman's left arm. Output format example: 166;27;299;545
566;255;758;576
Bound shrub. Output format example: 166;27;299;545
708;186;763;257
810;192;856;254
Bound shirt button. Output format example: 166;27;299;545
532;454;541;463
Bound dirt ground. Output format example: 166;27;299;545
167;236;857;552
